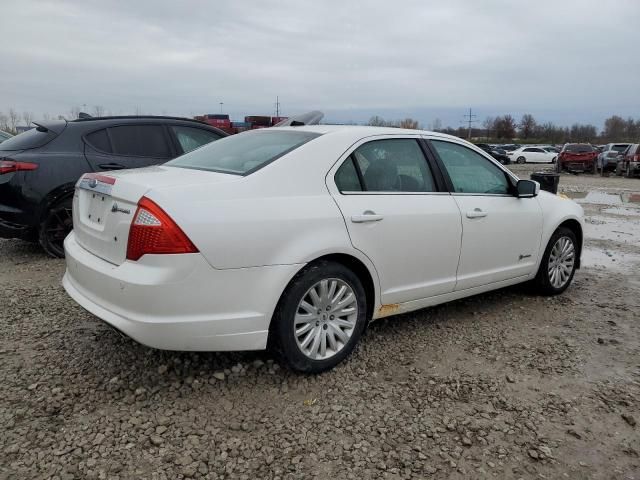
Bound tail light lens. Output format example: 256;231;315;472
0;160;38;175
126;196;198;261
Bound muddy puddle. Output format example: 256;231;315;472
581;247;640;273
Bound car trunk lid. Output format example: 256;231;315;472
72;165;239;265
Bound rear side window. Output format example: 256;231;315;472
0;127;58;151
109;125;171;158
166;130;320;175
171;126;221;154
85;129;111;153
335;158;363;192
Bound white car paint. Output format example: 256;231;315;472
63;125;584;353
510;146;557;163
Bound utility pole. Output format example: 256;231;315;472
462;108;478;139
219;102;224;114
274;96;280;117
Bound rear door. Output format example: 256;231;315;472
428;138;543;291
84;124;174;171
328;136;462;304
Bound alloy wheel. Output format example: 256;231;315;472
294;278;358;360
547;236;575;289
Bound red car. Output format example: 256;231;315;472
556;144;598;173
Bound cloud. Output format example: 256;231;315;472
0;0;638;127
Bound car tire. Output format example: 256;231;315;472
516;156;526;164
39;196;73;258
533;227;578;296
270;260;367;373
625;164;633;178
556;160;562;173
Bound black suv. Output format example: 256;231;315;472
474;143;511;165
0;116;227;257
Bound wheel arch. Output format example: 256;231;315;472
557;218;583;269
268;251;380;339
37;182;76;223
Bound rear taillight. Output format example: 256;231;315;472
0;160;38;175
126;196;198;261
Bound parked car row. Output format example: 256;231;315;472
0;116;227;257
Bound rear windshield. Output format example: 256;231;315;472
0;126;59;151
166;130;321;175
563;144;594;153
612;144;629;152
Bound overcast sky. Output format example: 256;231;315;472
1;0;639;128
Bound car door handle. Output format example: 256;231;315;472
98;163;127;170
351;211;384;223
466;208;488;219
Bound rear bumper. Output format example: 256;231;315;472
63;232;302;351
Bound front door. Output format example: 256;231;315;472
328;137;462;305
429;139;543;291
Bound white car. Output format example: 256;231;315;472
509;146;557;164
63;126;584;372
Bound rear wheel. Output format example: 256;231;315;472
625;164;633;178
39;197;73;258
533;227;577;295
517;156;526;164
270;260;367;373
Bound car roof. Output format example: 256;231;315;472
70;115;210;125
272;124;463;141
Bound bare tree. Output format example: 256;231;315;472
134;105;143;116
69;106;80;120
483;116;495;140
42;112;51;121
367;115;387;127
494;115;517;140
519;113;537;139
430;118;443;131
93;105;105;117
22;111;34;128
8;108;20;133
397;118;420;130
0;111;9;132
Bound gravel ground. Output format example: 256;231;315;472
1;169;639;479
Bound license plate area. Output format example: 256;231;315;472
79;190;111;231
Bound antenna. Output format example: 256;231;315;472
462;108;478;139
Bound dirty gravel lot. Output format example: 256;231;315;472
1;165;639;480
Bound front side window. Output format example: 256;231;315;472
348;139;436;192
171;126;222;154
109;125;171;158
431;140;510;194
166;130;320;175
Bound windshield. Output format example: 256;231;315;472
166;129;321;175
564;144;594;153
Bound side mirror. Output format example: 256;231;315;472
516;179;539;198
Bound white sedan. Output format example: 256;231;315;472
63;126;584;373
509;146;557;164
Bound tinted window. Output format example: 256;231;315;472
85;129;111;153
171;126;221;153
166;130;320;175
523;148;536;152
108;125;171;158
334;158;362;192
352;139;435;192
0;126;58;151
612;144;629;152
432;140;510;194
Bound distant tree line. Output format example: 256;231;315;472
367;113;639;144
435;114;639;144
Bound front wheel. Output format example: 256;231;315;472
39;197;73;258
270;261;367;373
516;156;526;164
533;227;577;295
